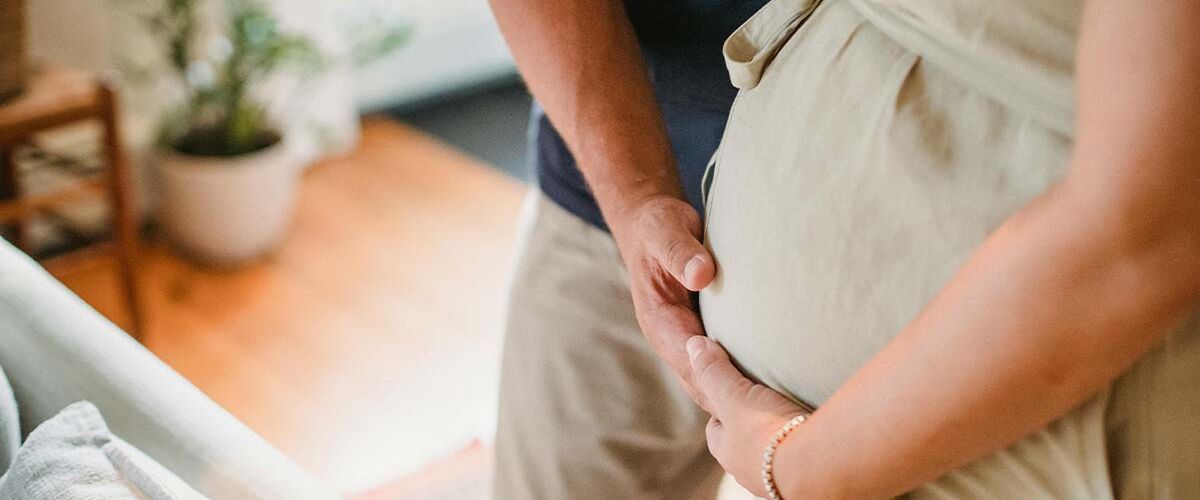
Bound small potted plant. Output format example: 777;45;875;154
125;0;409;265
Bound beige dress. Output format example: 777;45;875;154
699;0;1200;497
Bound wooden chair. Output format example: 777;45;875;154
0;64;144;338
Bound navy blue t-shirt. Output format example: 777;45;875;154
532;0;767;230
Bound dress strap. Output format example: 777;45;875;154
723;0;823;90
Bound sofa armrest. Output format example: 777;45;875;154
0;240;342;500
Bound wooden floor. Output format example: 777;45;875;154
46;118;527;495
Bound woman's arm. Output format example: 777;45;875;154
765;1;1200;497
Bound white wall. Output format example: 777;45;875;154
351;0;516;112
25;0;516;155
25;1;113;72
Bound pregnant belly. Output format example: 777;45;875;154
698;150;1072;407
697;178;980;407
696;0;1070;409
698;124;1071;407
697;128;1068;408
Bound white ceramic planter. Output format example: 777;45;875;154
157;142;299;266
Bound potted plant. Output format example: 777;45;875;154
124;0;409;265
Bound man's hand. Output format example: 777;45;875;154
610;195;716;401
489;0;711;398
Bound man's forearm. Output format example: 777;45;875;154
491;0;718;398
488;0;682;222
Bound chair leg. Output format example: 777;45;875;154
98;84;146;339
0;146;29;250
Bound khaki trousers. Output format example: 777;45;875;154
492;193;725;500
700;0;1200;498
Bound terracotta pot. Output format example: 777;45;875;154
0;0;27;102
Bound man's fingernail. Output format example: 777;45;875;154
687;336;707;362
684;256;703;282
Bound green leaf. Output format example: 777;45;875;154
347;18;413;67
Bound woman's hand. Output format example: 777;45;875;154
687;336;809;497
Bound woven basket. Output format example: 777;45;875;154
0;0;27;103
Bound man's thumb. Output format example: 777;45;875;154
657;230;715;291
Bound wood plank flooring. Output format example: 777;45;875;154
46;118;527;495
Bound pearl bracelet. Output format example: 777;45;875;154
761;414;808;500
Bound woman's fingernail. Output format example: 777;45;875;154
684;256;703;283
687;336;707;362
